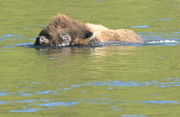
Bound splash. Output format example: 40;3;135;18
145;39;179;45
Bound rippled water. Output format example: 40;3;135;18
0;0;180;117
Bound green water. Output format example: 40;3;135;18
0;0;180;117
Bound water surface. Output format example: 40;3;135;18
0;0;180;117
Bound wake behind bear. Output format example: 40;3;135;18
34;14;143;47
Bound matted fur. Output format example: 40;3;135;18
34;14;143;47
34;14;92;47
85;23;143;43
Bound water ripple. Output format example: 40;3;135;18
0;92;10;96
38;101;79;107
130;25;151;28
122;114;147;117
10;108;41;112
81;80;180;88
12;42;33;46
139;100;179;104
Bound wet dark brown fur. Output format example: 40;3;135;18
34;14;92;47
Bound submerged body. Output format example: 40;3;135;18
85;23;143;44
34;14;143;47
34;14;93;47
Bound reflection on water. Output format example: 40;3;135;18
0;78;179;112
82;80;180;88
2;78;179;96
